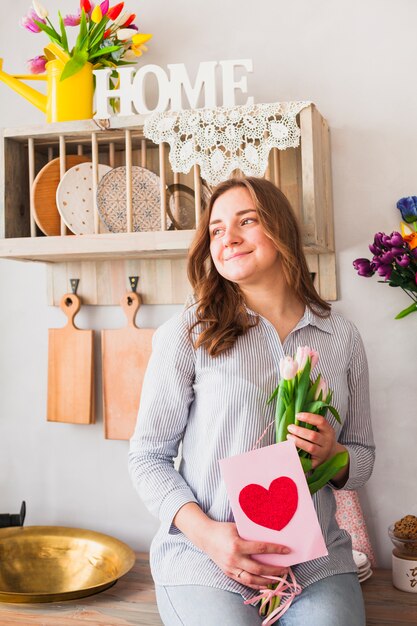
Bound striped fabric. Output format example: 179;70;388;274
128;305;375;600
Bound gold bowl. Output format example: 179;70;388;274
0;526;136;603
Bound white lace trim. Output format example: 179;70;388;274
143;101;311;185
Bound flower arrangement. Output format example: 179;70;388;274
353;196;417;319
259;347;348;619
21;0;152;80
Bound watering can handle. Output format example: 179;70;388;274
44;43;70;64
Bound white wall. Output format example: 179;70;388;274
1;0;416;567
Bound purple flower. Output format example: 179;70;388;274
380;250;394;264
389;231;404;247
396;196;417;224
21;9;46;32
373;232;385;248
353;258;375;277
396;254;410;268
27;55;47;74
377;264;393;280
63;11;81;26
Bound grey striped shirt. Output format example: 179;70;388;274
128;305;375;599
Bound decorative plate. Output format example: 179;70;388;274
96;166;171;232
56;162;112;235
167;183;196;230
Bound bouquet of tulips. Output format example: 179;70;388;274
269;346;348;494
353;196;417;319
21;0;152;80
259;346;348;620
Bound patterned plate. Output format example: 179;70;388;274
96;166;171;232
167;183;196;230
56;162;112;235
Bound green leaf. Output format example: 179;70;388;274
300;457;313;473
306;374;321;404
326;404;341;424
395;302;417;319
267;384;279;404
276;399;295;443
295;358;311;416
307;451;349;494
88;45;122;60
33;20;62;45
60;50;89;81
57;12;69;53
75;8;88;50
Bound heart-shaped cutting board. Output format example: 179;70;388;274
239;476;298;531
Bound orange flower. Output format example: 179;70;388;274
404;232;417;250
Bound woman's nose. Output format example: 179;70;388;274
223;226;242;246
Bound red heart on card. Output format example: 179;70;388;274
239;476;298;531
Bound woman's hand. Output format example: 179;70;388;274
286;412;338;468
202;520;290;590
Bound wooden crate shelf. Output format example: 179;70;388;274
0;105;337;305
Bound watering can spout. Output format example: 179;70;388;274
0;58;47;113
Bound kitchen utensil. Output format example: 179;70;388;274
32;155;90;235
96;165;171;232
47;293;94;424
0;525;135;602
167;183;196;229
102;292;154;440
56;162;112;234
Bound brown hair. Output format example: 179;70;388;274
187;176;330;356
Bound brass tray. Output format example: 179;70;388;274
0;526;136;603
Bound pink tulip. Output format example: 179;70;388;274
314;377;329;401
21;8;46;32
100;0;109;14
295;346;319;372
64;11;81;26
279;356;298;381
27;55;47;74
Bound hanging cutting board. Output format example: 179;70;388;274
32;155;90;235
102;292;155;440
47;293;94;424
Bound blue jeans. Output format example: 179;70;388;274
155;573;366;625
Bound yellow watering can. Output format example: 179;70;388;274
0;43;93;123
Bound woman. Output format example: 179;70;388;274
129;177;375;625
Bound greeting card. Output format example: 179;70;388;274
219;440;328;567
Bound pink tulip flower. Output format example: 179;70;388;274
27;55;47;74
314;377;329;401
295;346;319;372
279;356;298;381
21;8;46;33
63;11;81;26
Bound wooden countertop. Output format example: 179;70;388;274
0;554;416;625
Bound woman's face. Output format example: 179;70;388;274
209;186;282;289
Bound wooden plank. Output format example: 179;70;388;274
318;252;337;301
3;138;30;238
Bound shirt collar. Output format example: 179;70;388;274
246;304;333;335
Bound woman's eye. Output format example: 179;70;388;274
241;218;255;226
211;227;223;237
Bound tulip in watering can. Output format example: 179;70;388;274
0;43;94;123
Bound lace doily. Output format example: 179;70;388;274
143;101;311;185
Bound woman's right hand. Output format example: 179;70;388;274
201;520;290;590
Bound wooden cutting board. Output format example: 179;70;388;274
32;155;90;235
47;293;94;424
102;292;155;440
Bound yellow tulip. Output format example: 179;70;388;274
132;33;152;45
91;5;103;23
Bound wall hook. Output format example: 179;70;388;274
70;279;80;295
129;276;139;293
0;501;26;528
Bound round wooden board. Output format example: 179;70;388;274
31;155;90;236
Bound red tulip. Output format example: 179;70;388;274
103;28;112;38
80;0;92;13
121;13;135;27
107;2;124;20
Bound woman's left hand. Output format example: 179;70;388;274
286;412;337;469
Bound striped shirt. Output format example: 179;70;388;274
128;304;375;599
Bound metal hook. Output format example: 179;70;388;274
129;276;139;293
70;279;80;295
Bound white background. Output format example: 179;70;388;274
1;0;416;568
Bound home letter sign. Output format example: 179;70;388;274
93;59;253;119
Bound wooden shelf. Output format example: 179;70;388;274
0;106;337;304
0;230;196;263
